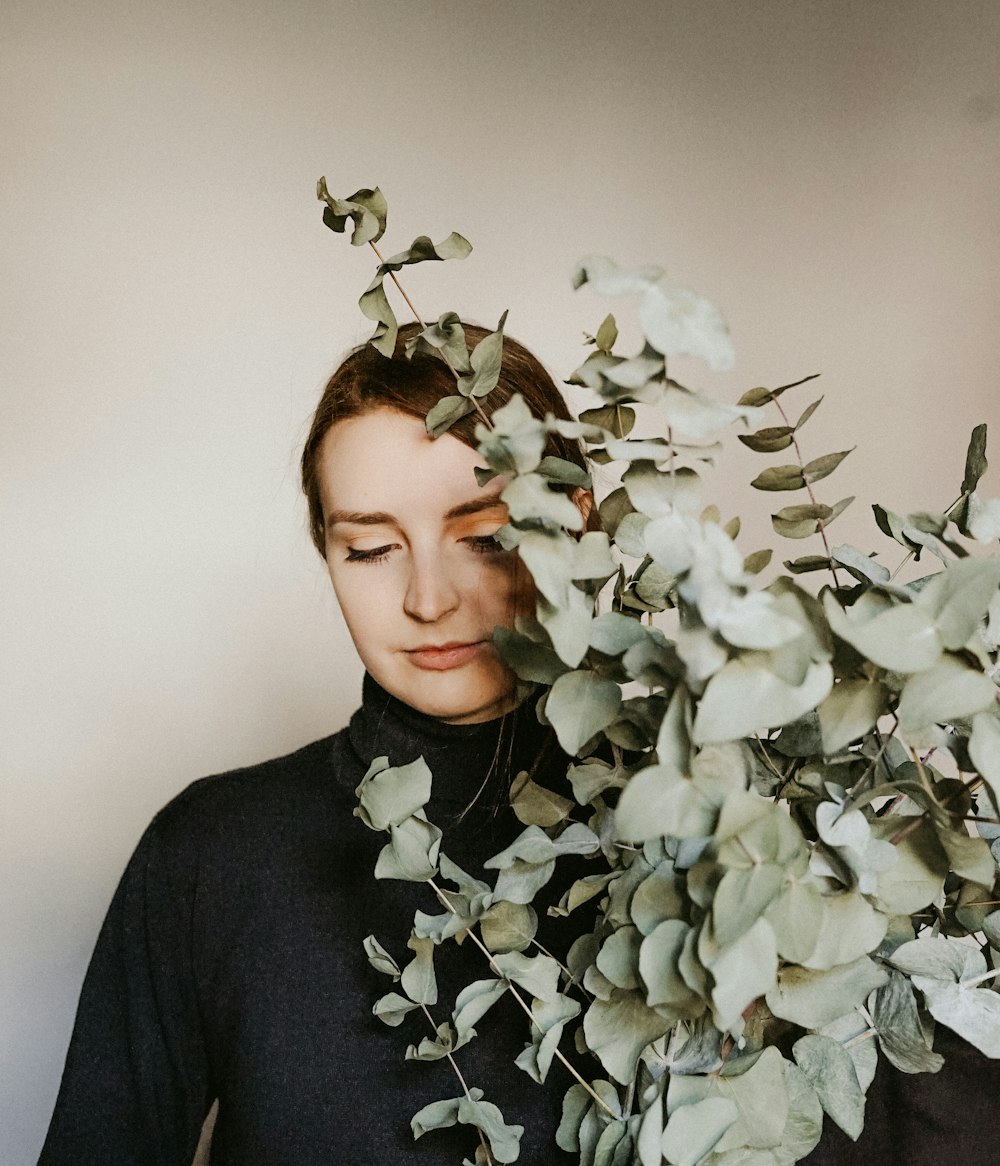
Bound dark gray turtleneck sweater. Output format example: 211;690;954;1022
39;677;582;1165
38;676;1000;1165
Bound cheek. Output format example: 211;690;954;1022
471;555;536;621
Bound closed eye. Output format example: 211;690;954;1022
463;534;504;555
345;544;397;564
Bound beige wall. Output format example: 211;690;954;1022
3;0;999;1159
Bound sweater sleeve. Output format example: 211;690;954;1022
38;809;214;1166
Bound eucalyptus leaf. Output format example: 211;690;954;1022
667;1045;788;1153
583;989;673;1084
661;1097;739;1166
792;1034;865;1140
545;670;623;753
751;465;806;492
869;969;945;1074
961;422;989;495
766;957;887;1028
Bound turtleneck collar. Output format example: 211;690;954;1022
337;673;554;806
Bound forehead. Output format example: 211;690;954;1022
317;408;488;514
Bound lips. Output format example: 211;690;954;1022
405;641;489;671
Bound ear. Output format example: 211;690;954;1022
571;487;598;532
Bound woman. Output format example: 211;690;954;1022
38;323;590;1164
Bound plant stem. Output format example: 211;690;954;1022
427;878;618;1118
417;1002;495;1166
367;240;493;430
769;396;843;589
887;494;964;582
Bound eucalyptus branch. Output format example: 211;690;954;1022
769;394;843;588
417;1002;496;1166
367;240;493;430
888;493;965;582
427;878;618;1119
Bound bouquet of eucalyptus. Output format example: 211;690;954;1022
318;181;1000;1166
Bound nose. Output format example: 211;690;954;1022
403;551;461;623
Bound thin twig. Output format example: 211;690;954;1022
367;240;493;430
427;878;618;1118
769;395;843;589
887;494;964;582
417;1002;495;1165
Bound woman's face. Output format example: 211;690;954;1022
317;408;535;724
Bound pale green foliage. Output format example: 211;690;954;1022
321;186;1000;1165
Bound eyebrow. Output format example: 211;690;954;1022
326;491;507;529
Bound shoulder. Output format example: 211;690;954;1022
144;731;352;861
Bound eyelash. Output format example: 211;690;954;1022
344;536;503;565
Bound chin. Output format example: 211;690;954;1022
385;662;517;725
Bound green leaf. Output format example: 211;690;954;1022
822;592;942;673
400;933;438;1005
355;757;431;831
595;313;619;352
869;969;945;1074
766;957;887;1028
502;474;584;531
583;989;672;1084
792;1034;865;1140
961;422;989;495
515;994;581;1083
795;396;824;430
639;919;702;1011
460;311;508;398
763;879;824;964
744;549;773;575
486;823;600;872
970;712;1000;801
802;891;888;970
406;1022;455;1061
480;901;538;953
630;862;685;935
373;990;421;1026
492;950;561;1002
478;394;548;475
638;279;736;371
667;1045;788;1153
316;179;387;245
453;978;508;1043
510;771;574;827
623;460;703;517
802;448;853;485
771;503;833;540
783;555;831;575
693;656;833;745
870;818;947;915
374;815;442;881
661;1097;739;1166
709;917;779;1032
425;394;476;438
897;656;997;733
817;679;888;754
545;670;622;753
362;935;401;979
916;555;1000;650
537;455;591;487
597;925;644;991
739;426;794;453
410;311;472;372
580;404;635;438
751;465;806;492
493;625;567;684
829;544;890;586
359;232;473;357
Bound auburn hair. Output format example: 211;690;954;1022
300;321;588;554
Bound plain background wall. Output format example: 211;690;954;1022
3;0;999;1160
